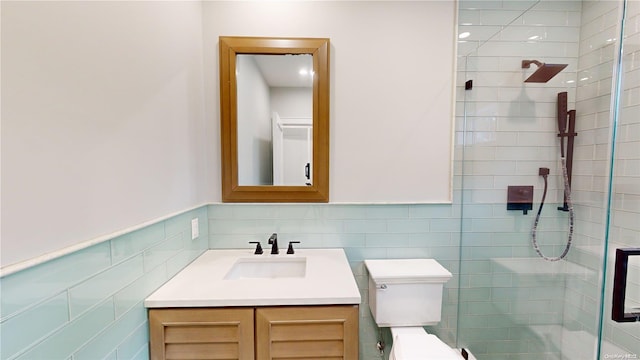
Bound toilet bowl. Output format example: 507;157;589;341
389;327;476;360
389;327;457;359
364;259;475;360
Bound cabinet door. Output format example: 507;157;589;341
255;305;358;360
149;308;255;360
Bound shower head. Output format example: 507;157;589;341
522;60;568;83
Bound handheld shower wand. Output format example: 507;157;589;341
531;92;576;262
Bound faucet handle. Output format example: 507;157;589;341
287;241;300;254
249;241;263;255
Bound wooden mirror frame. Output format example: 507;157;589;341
219;36;330;202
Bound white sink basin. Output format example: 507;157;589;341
224;257;307;280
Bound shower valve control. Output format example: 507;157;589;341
507;185;534;215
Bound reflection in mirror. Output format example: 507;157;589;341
236;54;313;186
219;36;330;202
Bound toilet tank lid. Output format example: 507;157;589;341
365;259;452;284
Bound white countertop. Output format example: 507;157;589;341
144;249;361;308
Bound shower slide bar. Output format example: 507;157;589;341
557;92;577;211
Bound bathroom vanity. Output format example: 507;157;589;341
145;249;361;360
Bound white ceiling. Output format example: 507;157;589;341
250;54;314;88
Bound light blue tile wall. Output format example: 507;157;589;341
0;206;208;360
207;203;463;359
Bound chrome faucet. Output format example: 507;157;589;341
268;233;278;254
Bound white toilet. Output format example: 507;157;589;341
364;259;475;360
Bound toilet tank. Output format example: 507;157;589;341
364;259;452;327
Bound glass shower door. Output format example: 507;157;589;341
598;0;640;357
454;1;638;359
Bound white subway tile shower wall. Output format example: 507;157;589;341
457;0;586;359
458;0;639;359
561;2;622;358
563;0;640;357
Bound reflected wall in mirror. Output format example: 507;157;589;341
219;36;329;202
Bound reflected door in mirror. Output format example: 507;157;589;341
272;113;312;186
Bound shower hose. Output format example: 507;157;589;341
531;157;575;262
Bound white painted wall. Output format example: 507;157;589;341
271;87;312;119
2;0;458;268
1;1;208;267
203;1;457;203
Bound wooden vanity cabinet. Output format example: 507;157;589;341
149;308;255;360
256;305;359;359
149;305;359;360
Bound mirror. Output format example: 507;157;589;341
236;53;313;186
612;248;640;322
219;36;330;202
